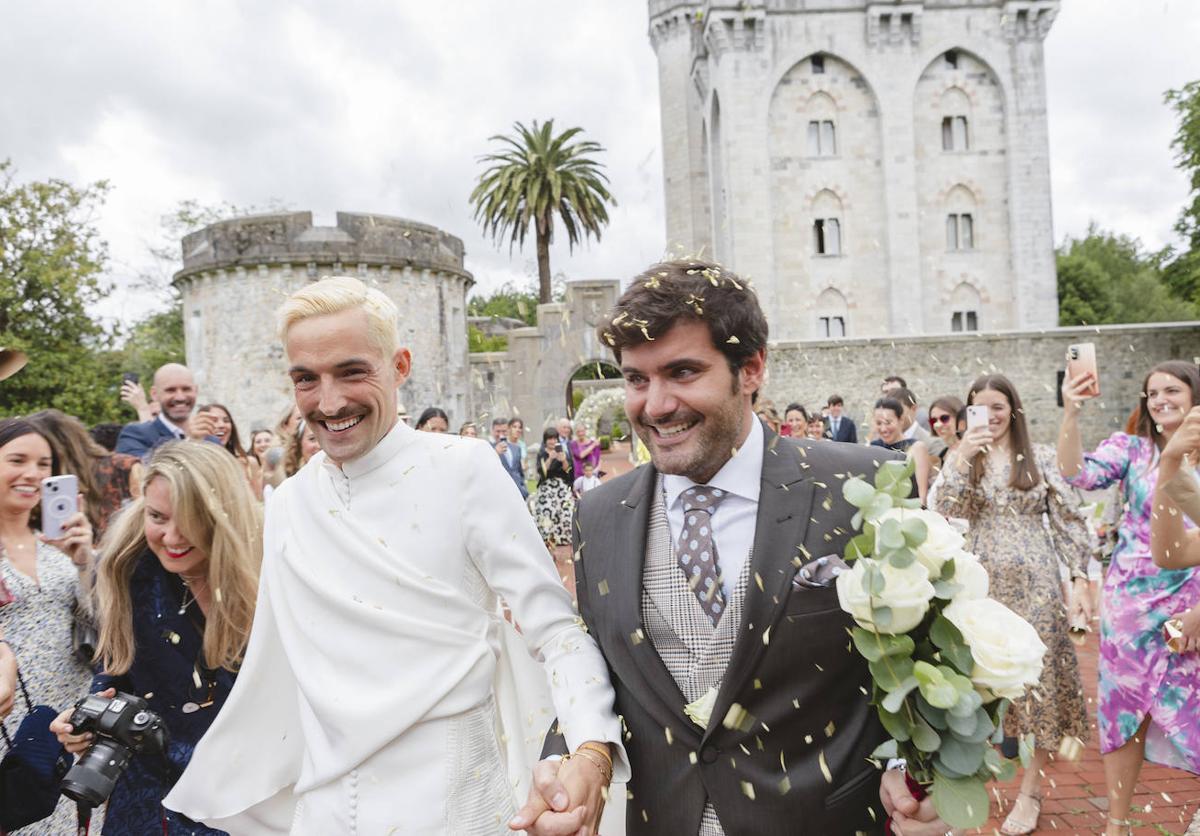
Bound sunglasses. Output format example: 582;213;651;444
931;414;954;425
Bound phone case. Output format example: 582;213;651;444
1067;343;1100;397
40;475;79;540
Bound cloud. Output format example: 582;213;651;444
1;0;1195;327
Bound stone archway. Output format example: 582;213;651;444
566;360;622;418
573;387;627;441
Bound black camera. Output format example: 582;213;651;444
59;692;169;807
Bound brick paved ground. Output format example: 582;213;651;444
575;442;1200;835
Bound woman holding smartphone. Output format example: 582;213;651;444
935;375;1092;836
532;426;574;550
1059;361;1200;836
0;418;96;834
52;441;261;834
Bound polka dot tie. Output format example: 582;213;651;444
677;485;728;625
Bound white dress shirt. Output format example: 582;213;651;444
662;417;763;598
157;412;187;439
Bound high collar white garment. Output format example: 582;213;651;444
165;420;627;832
662;416;764;598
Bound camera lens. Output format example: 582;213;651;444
61;740;132;806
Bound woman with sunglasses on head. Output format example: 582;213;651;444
936;374;1092;836
1059;361;1200;836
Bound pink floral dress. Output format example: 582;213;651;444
1066;432;1200;771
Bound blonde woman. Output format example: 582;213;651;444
52;441;262;835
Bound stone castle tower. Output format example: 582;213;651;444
174;212;473;436
649;0;1060;340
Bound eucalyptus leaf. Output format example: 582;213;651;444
851;510;863;530
941;644;975;676
983;747;1017;782
881;634;916;658
843;478;876;509
900;517;928;547
878;519;905;550
940;557;957;580
914;692;948;730
1018;733;1036;768
851;627;885;662
899;497;923;509
870;738;899;760
931;772;990;829
957;708;995;744
881;676;920;714
990;700;1010;744
932;579;962;599
874;460;910;491
929;615;965;651
936;737;986;776
871;606;893;629
844;531;874;562
869;656;915;691
865;492;894;521
868;565;887;596
911;718;941;753
887;548;917;569
946;706;979;737
877;709;912;742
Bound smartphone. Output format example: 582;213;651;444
40;475;79;540
966;405;989;432
1066;343;1100;398
122;371;139;386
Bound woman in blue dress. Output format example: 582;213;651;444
53;441;262;834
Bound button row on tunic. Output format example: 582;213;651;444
347;768;359;835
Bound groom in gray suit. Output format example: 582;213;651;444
515;262;954;836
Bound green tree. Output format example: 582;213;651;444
467;280;540;326
0;160;127;423
1056;225;1195;326
1164;80;1200;306
470;120;616;304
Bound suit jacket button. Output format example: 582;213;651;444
700;747;719;764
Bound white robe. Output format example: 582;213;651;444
165;421;627;834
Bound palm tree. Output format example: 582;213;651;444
470;120;616;304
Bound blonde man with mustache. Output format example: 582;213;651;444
166;276;625;835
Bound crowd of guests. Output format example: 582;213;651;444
0;343;1197;836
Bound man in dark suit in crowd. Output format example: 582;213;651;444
514;261;950;836
116;363;207;457
493;415;528;498
824;394;857;443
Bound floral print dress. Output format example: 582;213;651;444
1065;432;1200;772
0;542;97;835
934;443;1091;749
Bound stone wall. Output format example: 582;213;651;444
763;322;1200;447
175;212;472;439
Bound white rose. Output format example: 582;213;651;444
875;508;964;577
837;557;935;635
942;598;1046;700
950;551;989;600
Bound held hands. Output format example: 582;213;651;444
50;688;116;755
42;495;93;568
1061;370;1098;413
509;750;609;836
880;768;957;836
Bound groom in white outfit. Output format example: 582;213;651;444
166;276;625;834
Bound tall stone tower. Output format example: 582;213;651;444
174;212;473;436
648;0;1060;340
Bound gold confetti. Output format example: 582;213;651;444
818;750;832;783
740;781;756;800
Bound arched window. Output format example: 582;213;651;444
945;184;977;251
950;282;981;332
815;287;849;337
805;92;838;158
940;87;971;151
812;190;843;256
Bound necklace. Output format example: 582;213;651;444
179;574;205;615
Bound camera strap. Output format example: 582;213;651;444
74;802;91;835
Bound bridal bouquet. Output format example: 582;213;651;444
836;460;1045;829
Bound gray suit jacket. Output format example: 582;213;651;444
562;427;900;835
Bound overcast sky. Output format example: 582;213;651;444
2;0;1197;324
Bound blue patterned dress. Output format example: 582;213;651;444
92;550;237;835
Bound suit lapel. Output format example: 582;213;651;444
704;430;815;742
606;464;694;727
